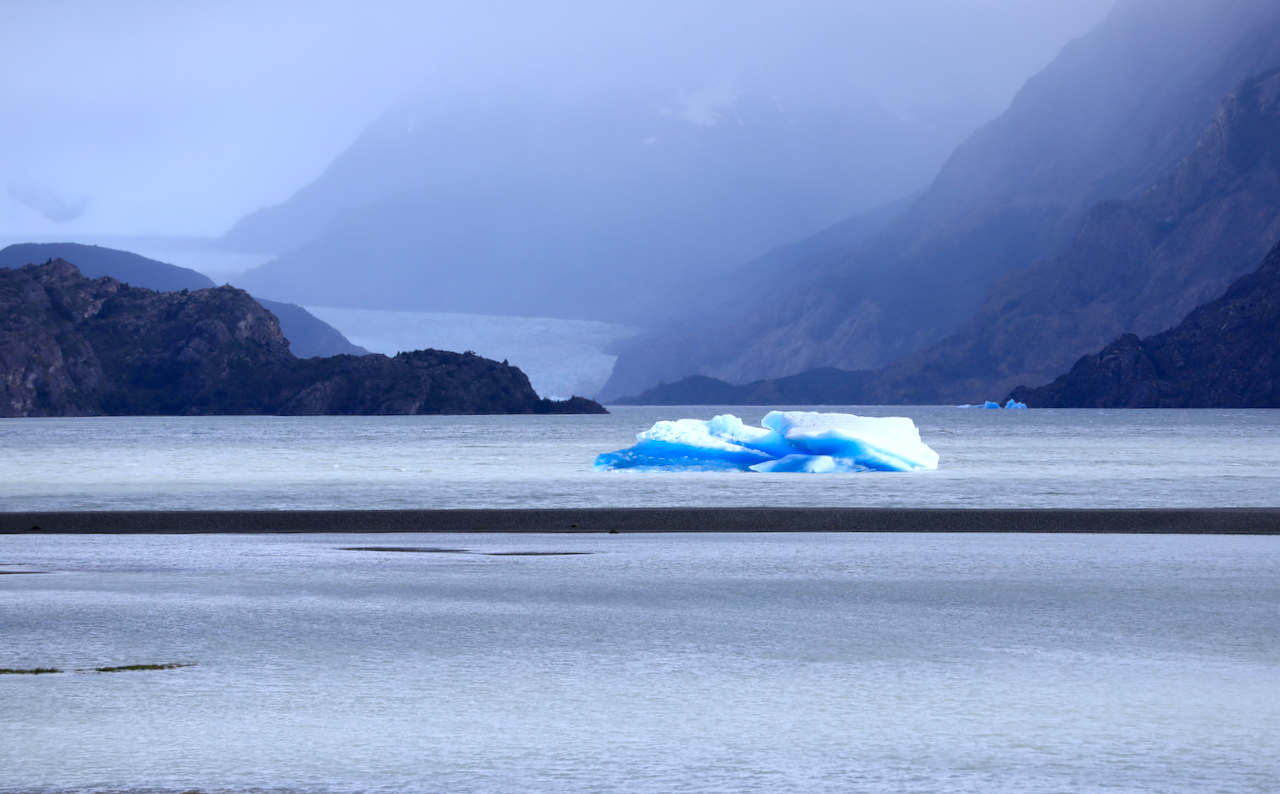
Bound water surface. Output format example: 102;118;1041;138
2;532;1277;794
2;407;1278;511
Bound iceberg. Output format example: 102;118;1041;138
594;411;939;473
959;399;1027;409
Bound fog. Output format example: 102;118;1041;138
1;0;1112;239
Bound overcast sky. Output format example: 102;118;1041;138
0;0;1114;238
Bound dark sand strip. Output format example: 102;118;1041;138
2;508;1280;534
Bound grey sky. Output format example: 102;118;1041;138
1;0;1113;238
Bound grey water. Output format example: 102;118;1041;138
2;532;1278;794
3;407;1280;511
4;409;1279;792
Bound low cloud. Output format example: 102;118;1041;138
8;185;89;224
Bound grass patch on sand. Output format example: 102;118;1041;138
0;667;62;675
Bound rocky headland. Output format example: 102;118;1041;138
0;260;605;417
1008;240;1280;408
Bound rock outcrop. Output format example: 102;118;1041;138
0;260;605;417
1008;240;1280;408
0;243;368;358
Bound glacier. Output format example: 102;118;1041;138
594;411;939;473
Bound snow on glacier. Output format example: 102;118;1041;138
594;411;939;473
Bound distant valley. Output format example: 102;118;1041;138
221;82;969;325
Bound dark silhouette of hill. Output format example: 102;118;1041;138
610;370;873;407
0;260;604;417
601;0;1280;400
0;242;367;358
1009;240;1280;408
0;242;214;292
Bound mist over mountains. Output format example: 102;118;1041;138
10;0;1279;409
601;0;1280;400
226;81;976;323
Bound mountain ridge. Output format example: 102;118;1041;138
600;0;1280;400
224;82;963;324
614;65;1280;407
1009;238;1280;408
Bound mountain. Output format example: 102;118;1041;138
0;242;367;358
618;65;1280;407
0;242;214;293
843;66;1280;404
600;0;1280;401
0;260;605;417
611;370;872;407
1009;239;1280;408
225;82;965;324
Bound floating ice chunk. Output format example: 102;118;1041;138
959;399;1027;409
592;415;776;471
760;411;939;471
594;411;938;473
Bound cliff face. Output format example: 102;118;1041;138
601;0;1280;400
1009;241;1280;408
0;261;604;417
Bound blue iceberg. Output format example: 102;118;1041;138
594;411;939;473
960;399;1027;409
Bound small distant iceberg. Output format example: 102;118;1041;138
959;399;1027;409
594;411;939;473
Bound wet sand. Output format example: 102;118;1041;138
2;507;1279;534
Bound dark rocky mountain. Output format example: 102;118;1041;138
601;0;1280;400
619;65;1280;408
1009;240;1280;408
0;243;367;358
803;64;1280;405
226;82;964;324
0;260;604;417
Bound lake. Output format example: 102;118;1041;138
2;407;1279;511
2;531;1277;793
3;408;1278;792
